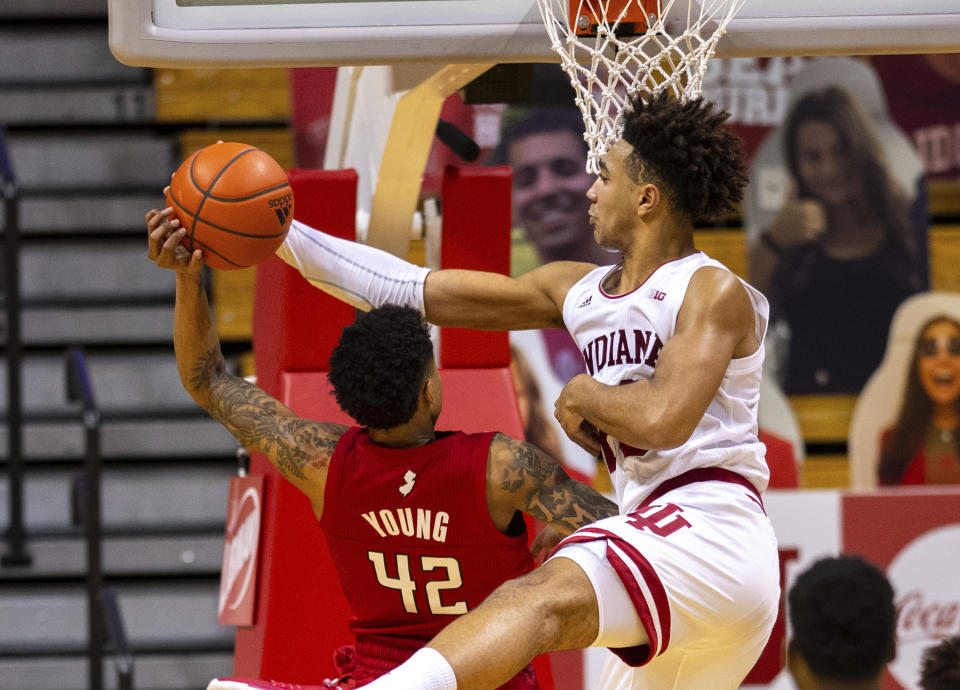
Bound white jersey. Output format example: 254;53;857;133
561;251;770;513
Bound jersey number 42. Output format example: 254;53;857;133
368;551;468;616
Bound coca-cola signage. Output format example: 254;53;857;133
843;490;960;690
887;524;960;689
218;475;266;627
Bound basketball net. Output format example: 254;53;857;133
537;0;746;173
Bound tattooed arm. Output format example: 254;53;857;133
486;433;618;537
147;207;348;517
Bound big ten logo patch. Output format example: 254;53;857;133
218;476;265;626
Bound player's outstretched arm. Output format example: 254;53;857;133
278;219;594;331
147;208;347;516
487;433;617;537
554;267;759;452
423;261;591;331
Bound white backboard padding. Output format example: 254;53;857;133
110;0;960;68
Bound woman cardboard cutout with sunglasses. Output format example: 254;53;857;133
878;315;960;484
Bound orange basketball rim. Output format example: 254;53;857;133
569;0;658;36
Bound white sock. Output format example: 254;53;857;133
276;220;429;313
362;647;457;690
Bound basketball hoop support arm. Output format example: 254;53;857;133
324;63;493;258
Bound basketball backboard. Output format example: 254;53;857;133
110;0;960;69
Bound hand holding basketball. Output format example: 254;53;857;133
146;207;204;276
164;141;294;270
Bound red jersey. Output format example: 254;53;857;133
320;427;536;650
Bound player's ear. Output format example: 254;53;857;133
636;182;660;217
421;371;436;405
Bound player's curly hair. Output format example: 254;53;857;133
620;92;746;223
328;304;434;429
788;555;896;683
920;635;960;690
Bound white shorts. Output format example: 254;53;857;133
550;469;780;690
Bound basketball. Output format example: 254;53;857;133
165;141;294;270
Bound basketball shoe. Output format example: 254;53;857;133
207;676;356;690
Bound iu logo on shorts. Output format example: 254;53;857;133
626;503;691;537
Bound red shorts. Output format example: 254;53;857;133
334;640;540;690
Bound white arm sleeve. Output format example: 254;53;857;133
276;219;430;313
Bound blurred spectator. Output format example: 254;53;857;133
787;555;896;690
495;105;615;268
919;635;960;690
746;68;924;394
878;315;960;485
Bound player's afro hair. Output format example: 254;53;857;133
620;92;747;223
788;555;896;683
327;304;434;429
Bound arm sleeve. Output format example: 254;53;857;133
276;219;430;313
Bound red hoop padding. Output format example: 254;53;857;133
439;165;512;369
